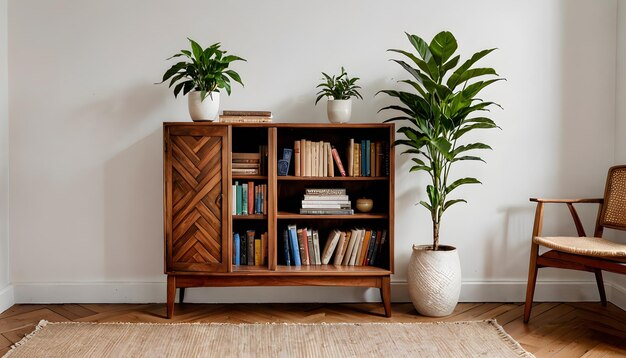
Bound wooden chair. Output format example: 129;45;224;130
524;165;626;323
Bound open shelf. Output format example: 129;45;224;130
277;176;388;181
233;214;268;220
232;265;270;273
277;211;388;219
232;175;268;180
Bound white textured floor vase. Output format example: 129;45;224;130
408;244;462;317
188;91;220;121
5;320;533;357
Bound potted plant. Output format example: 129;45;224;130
159;38;245;121
315;67;363;123
379;31;503;316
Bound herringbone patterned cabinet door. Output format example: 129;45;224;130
164;126;229;273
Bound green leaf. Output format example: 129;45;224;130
443;199;467;211
447;48;496;89
446;177;481;194
379;105;415;117
406;32;433;63
429;31;457;65
388;49;435;80
411;158;426;166
441;55;460;76
188;38;203;60
419;201;432;211
453;68;498;88
452;122;498;140
432;137;452;158
451;142;492;157
452;156;485;163
224;70;243;85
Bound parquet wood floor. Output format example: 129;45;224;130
0;302;625;357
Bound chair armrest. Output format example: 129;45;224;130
529;198;603;204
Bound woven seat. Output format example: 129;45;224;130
524;165;626;323
533;236;626;258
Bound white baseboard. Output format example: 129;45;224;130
12;280;625;307
0;284;14;313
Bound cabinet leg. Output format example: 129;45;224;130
167;275;176;319
380;276;391;317
179;287;186;303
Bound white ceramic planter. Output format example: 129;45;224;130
327;99;352;123
188;91;220;121
407;244;461;317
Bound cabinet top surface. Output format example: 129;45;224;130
163;122;394;128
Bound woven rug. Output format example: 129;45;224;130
4;319;533;357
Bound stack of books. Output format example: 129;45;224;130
233;230;267;266
300;188;353;215
232;152;260;175
346;139;389;177
293;140;346;177
232;181;267;216
219;110;273;123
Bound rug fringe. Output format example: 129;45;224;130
2;320;48;358
487;319;535;358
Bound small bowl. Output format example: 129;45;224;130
356;198;373;213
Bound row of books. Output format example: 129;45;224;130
232;181;267;215
282;224;387;266
293;140;345;177
233;230;268;266
232;146;268;176
347;139;389;177
300;188;353;215
291;139;389;177
220;110;273;123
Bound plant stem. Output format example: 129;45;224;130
433;221;440;250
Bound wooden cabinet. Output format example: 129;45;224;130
163;123;394;318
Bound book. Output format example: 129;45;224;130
261;232;267;265
236;182;242;215
240;232;247;265
254;237;262;265
369;142;376;177
232;163;260;169
327;143;334;177
347;139;354;177
375;142;383;177
305;188;346;195
333;231;349;265
232;168;260;175
321;142;327;177
349;229;364;265
364;230;377;266
233;153;261;160
321;230;341;264
233;232;241;265
369;230;382;266
342;229;360;265
222;110;272;117
260;145;268;176
232;184;237;215
248;181;254;215
297;228;309;265
299;139;306;176
246;230;255;266
288;225;301;266
331;146;347;176
312;230;321;265
242;184;248;215
301;203;351;209
311;142;317;177
305;141;312;177
354;143;361;177
219;115;272;123
358;230;372;265
299;208;354;215
294;141;301;176
301;200;351;205
306;228;315;265
283;229;291;266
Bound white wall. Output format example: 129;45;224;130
7;0;622;304
0;0;12;312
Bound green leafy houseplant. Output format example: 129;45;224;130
315;67;363;104
160;38;246;101
380;31;503;251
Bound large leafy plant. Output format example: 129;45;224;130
160;38;245;101
380;31;503;250
315;67;363;104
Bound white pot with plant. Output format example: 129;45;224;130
380;31;503;316
315;67;363;123
159;38;246;122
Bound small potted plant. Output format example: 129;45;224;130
159;38;245;121
379;31;503;316
315;67;363;123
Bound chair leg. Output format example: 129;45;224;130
594;270;607;307
524;243;540;323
